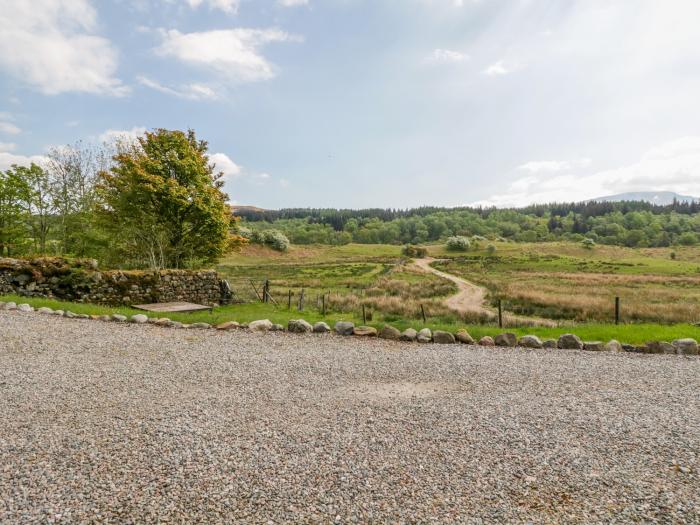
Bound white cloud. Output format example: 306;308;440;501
0;121;21;135
98;126;146;144
137;76;218;100
278;0;309;6
427;48;468;63
186;0;239;13
155;28;297;84
517;158;591;173
210;152;242;179
483;60;517;76
474;137;700;207
0;0;128;96
0;152;48;172
0;142;16;152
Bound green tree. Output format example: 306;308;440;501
97;129;231;269
16;163;53;253
0;166;30;256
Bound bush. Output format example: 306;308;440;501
446;236;471;252
581;238;596;250
486;244;496;255
402;244;427;258
251;229;290;251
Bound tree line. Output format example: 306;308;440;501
0;129;237;269
239;205;700;248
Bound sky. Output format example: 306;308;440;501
1;0;700;209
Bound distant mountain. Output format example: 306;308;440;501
590;191;699;205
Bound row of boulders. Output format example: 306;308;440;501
2;301;698;355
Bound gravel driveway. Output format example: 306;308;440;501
1;311;699;523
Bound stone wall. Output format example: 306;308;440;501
0;257;228;306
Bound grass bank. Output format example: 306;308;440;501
3;294;699;346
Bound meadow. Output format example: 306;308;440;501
4;240;700;345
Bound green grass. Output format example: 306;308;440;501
4;294;699;345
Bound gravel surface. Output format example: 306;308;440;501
1;310;699;524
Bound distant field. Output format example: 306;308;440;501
219;241;700;326
432;242;700;323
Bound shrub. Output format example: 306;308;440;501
486;244;496;255
581;238;596;250
446;236;471;252
402;244;427;258
250;229;290;251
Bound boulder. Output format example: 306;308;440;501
288;319;313;333
673;338;699;356
37;307;53;314
621;343;636;352
605;339;623;352
189;322;211;329
146;317;159;324
455;329;475;344
334;321;355;336
353;326;378;337
379;325;401;340
155;318;172;326
99;315;112;322
17;303;33;312
53;310;64;316
583;341;605;352
495;333;517;347
478;336;495;347
417;328;432;343
542;339;558;349
3;302;17;310
645;341;675;354
400;328;417;342
216;321;239;330
249;319;273;332
558;333;583;350
77;314;90;320
272;324;285;331
313;321;331;333
112;314;127;322
169;321;183;329
433;330;456;344
130;314;148;324
518;335;543;349
64;311;77;319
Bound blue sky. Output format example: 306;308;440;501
2;0;700;208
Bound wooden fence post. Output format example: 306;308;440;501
288;290;292;310
420;304;426;324
498;299;503;328
615;296;620;325
362;304;367;324
298;289;305;311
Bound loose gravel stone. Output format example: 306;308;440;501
334;321;355;336
495;333;517;347
378;325;401;340
1;311;699;523
313;321;331;334
417;328;432;343
455;329;474;344
288;319;313;333
400;328;417;342
249;319;273;332
433;330;456;344
353;326;378;337
479;335;495;346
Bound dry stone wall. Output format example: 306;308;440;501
0;257;226;306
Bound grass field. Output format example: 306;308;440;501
432;241;700;324
4;241;700;345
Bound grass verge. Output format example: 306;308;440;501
3;294;699;345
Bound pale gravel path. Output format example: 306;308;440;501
1;311;699;524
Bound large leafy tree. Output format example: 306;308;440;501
0;166;30;256
15;163;53;253
97;129;231;269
